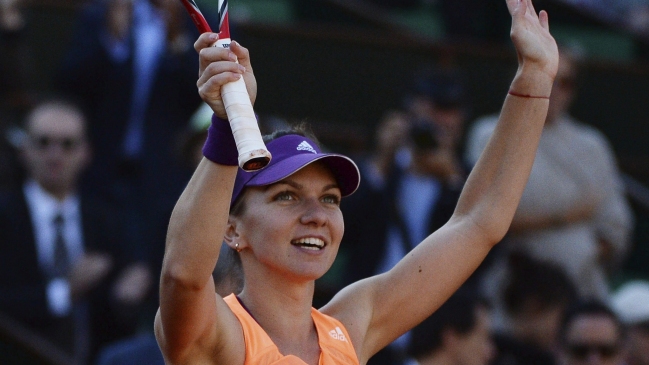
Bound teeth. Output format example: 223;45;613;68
292;237;325;249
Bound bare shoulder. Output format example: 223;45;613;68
155;294;246;365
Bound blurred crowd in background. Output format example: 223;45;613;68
1;0;649;365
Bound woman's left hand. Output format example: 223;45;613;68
507;0;559;80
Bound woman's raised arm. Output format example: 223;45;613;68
323;0;559;362
154;34;255;364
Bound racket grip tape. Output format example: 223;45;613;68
215;35;270;171
221;77;271;171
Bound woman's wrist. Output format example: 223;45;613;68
510;63;555;99
202;115;239;166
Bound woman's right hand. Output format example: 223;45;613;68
194;34;257;119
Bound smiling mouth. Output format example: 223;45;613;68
291;237;326;250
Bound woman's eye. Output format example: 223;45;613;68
274;191;295;201
322;195;340;205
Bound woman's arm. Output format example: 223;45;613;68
323;0;559;361
154;34;255;364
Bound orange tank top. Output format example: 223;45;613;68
224;294;360;365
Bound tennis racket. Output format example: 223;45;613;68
179;0;271;171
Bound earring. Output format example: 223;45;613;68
235;243;242;252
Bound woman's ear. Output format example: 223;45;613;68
223;217;242;251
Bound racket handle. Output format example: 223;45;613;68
221;77;271;171
215;39;271;171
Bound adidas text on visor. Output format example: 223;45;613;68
231;134;361;206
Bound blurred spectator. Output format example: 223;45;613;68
466;46;634;300
491;253;578;365
404;67;470;164
54;0;209;271
343;108;465;284
558;300;625;365
404;288;495;365
350;109;410;190
611;280;649;365
0;97;152;364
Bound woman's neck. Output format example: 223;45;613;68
238;275;320;362
240;266;315;327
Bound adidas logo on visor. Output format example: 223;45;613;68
296;141;317;154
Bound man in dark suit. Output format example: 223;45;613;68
0;98;152;364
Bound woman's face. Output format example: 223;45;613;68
232;162;344;282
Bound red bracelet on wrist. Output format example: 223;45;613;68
508;90;550;100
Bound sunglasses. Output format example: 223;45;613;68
31;135;82;152
567;343;620;360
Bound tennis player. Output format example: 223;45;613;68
155;0;559;364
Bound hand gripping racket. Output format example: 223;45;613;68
180;0;271;171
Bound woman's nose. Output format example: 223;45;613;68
299;198;327;226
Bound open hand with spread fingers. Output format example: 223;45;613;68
507;0;559;86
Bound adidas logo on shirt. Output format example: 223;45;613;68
329;327;347;342
297;141;317;154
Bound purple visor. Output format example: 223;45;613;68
231;134;360;205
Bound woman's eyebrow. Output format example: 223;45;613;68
265;180;303;191
322;183;340;193
264;180;339;193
